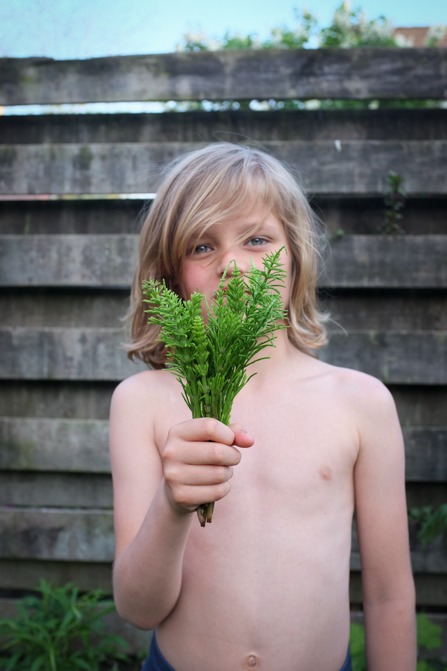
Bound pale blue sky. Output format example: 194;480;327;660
0;0;445;59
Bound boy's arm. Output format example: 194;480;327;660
353;376;416;671
109;373;252;630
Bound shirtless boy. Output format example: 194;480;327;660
109;143;416;671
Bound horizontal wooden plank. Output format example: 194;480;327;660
320;331;447;385
0;472;112;508
319;195;447;236
323;235;447;288
0;327;445;384
1;290;129;328
0;141;446;195
0;559;114;592
0;234;137;287
1;109;446;144
1;49;446;105
0;198;143;235
0;327;144;380
1;195;446;236
1;234;446;288
326;293;447;332
404;429;447;482
0;417;445;482
392;387;447;427
0;380;116;420
0;418;109;472
405;484;447;510
0;508;114;561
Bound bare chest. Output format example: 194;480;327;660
231;387;357;500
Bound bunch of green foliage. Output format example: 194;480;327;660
410;504;447;546
350;621;366;671
318;3;397;48
0;580;130;671
350;613;447;671
143;250;287;526
180;2;445;52
178;3;401;52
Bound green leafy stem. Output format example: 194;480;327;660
143;249;287;526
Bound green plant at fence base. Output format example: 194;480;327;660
350;621;366;671
380;171;406;234
350;614;447;671
0;580;131;671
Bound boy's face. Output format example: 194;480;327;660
178;201;292;315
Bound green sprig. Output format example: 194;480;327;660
143;249;287;525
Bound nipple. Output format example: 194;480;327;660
320;466;332;481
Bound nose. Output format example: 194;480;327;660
217;249;251;278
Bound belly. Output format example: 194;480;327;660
157;503;353;671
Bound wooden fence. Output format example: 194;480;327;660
0;48;446;651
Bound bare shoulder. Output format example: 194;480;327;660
313;361;398;426
323;363;402;447
111;368;178;409
110;368;185;445
327;363;393;402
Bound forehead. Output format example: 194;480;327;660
200;210;284;245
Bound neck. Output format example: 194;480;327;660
248;328;305;379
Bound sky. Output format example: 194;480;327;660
0;0;445;60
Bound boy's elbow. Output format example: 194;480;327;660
364;570;416;610
112;564;175;631
115;601;156;631
113;585;165;631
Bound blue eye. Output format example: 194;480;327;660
192;243;212;254
247;237;267;247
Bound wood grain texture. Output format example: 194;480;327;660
1;141;446;195
1;234;446;287
1;49;446;105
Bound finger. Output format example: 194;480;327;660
165;480;233;512
171;417;235;445
230;423;254;448
165;440;242;467
175;464;234;487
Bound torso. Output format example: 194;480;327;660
142;346;362;671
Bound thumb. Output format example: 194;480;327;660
230;423;254;448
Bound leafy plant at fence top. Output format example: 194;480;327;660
173;2;445;112
179;2;400;52
0;580;130;671
179;2;445;52
143;250;287;526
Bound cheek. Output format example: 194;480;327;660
178;264;205;299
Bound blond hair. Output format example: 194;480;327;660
127;143;328;368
